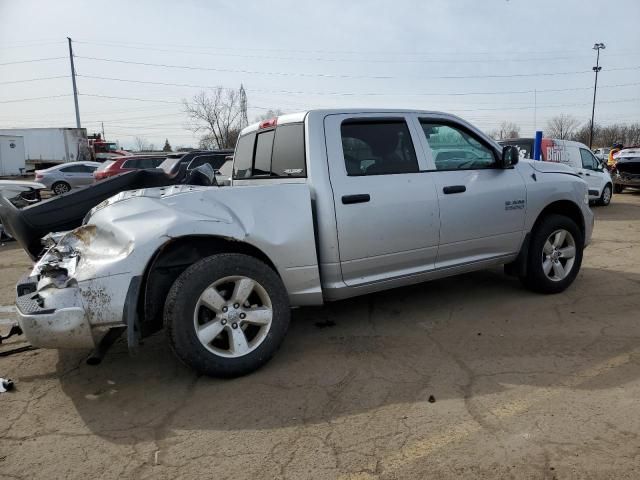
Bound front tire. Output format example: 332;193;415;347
52;181;71;195
520;214;583;294
598;184;612;206
164;253;290;378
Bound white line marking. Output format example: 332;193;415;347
0;306;16;313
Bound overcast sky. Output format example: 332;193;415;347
1;0;638;150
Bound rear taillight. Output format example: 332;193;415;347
259;118;277;129
34;173;42;180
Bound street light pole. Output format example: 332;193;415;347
589;42;605;149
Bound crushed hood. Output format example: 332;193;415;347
520;159;577;176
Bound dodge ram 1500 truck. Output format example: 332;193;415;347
15;110;594;377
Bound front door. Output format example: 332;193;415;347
324;113;440;286
411;116;527;269
579;147;605;196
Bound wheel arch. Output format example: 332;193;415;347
506;200;585;277
533;200;585;239
137;235;279;339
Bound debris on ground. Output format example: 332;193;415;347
0;378;15;393
428;395;436;403
315;319;336;329
0;324;23;344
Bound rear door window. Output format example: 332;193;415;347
340;119;419;175
122;159;139;169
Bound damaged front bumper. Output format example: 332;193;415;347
15;224;138;349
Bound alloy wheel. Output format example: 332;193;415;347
541;229;576;282
192;276;273;358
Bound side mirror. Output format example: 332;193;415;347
500;145;519;168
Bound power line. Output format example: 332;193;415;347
0;75;68;85
79;93;183;104
76;56;640;80
76;56;394;79
77;74;640;98
0;94;72;104
73;38;639;57
72;40;640;64
0;57;66;66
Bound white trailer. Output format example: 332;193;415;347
0;135;26;176
0;128;91;171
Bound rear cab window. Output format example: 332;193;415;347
233;123;306;180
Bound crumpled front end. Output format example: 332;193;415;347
15;223;138;349
14;183;322;349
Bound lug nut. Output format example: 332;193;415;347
239;313;246;319
222;306;228;312
221;319;227;325
232;322;238;329
233;303;239;309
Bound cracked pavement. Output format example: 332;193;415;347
1;192;640;479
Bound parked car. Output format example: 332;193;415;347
0;180;45;204
93;155;166;181
34;161;101;195
158;150;233;176
610;148;640;193
500;138;613;206
592;147;611;163
14;110;593;378
0;180;45;240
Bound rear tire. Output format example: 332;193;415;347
614;183;624;194
598;184;612;206
164;253;290;378
520;214;583;294
52;181;71;195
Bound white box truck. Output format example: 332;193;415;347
0;128;91;172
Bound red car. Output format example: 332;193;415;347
93;155;166;181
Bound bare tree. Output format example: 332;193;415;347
184;87;244;149
134;136;150;152
546;114;579;140
491;121;521;140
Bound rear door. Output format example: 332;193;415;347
412;116;527;268
59;164;87;187
324;113;440;286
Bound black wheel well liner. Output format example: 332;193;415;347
137;235;278;339
505;200;585;277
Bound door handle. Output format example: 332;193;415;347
585;173;591;176
342;194;370;204
442;185;466;194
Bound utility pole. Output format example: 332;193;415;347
101;121;105;140
67;37;81;129
589;43;605;149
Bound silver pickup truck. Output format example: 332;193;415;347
15;110;593;377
